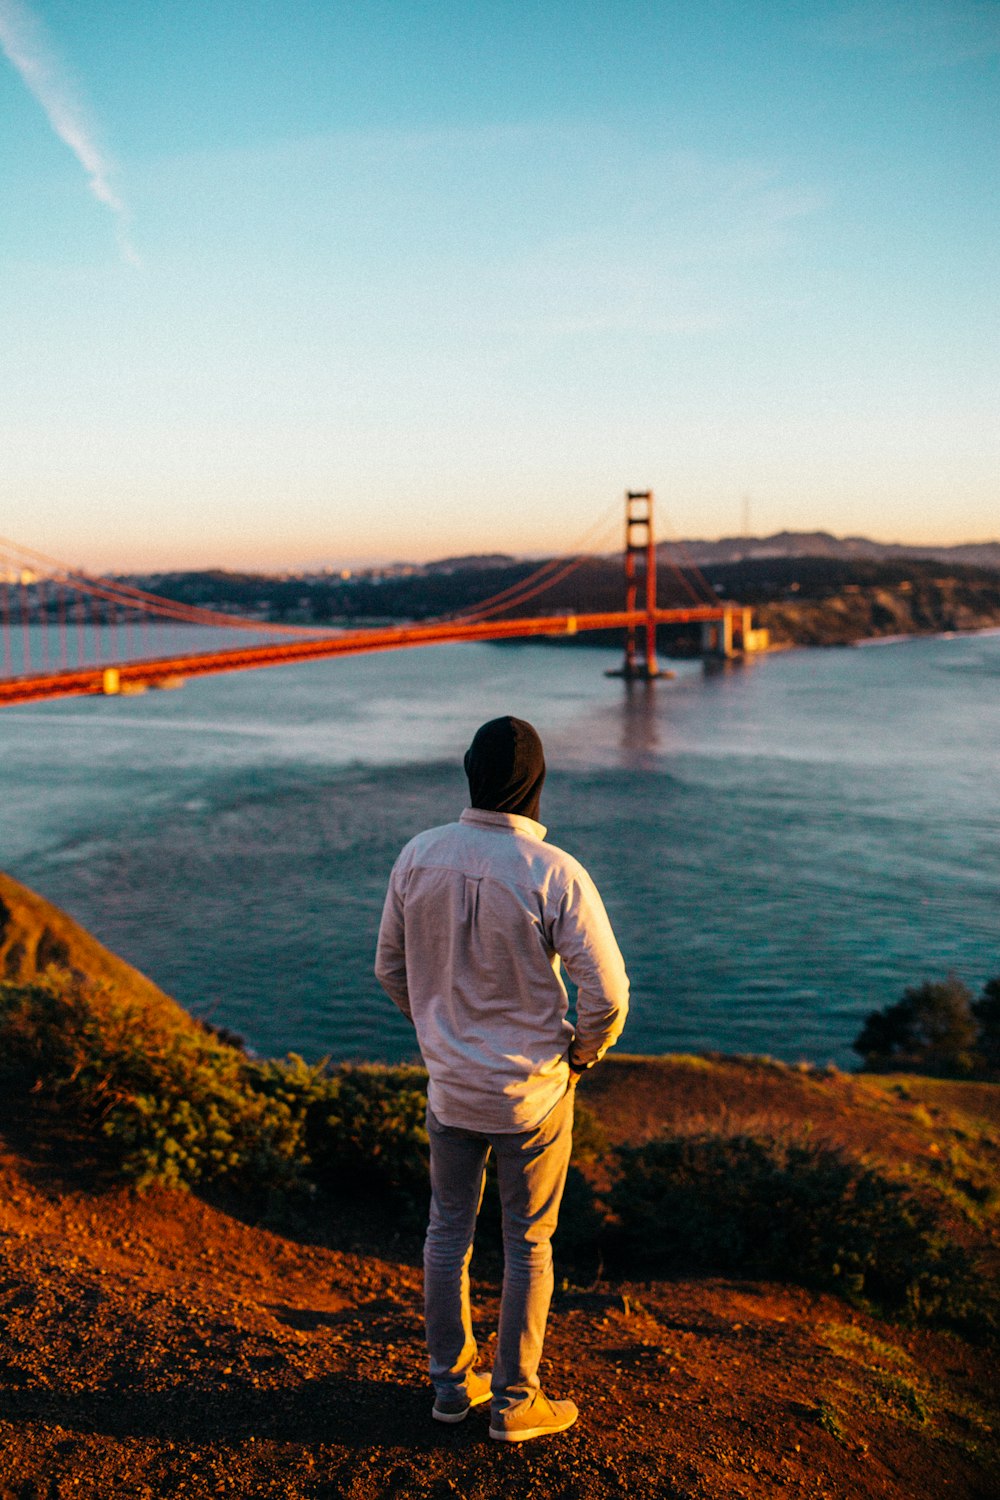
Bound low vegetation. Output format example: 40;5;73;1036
2;969;996;1343
0;972;428;1203
607;1131;982;1329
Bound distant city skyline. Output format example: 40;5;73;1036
1;1;997;571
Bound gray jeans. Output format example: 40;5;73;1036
424;1087;574;1413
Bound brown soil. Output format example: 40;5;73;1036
2;1059;997;1500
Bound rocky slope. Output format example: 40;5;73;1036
755;577;1000;648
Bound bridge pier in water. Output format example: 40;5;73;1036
701;605;745;658
700;606;770;659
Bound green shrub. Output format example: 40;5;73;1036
0;975;429;1200
258;1057;430;1201
569;1098;610;1166
0;974;309;1190
608;1130;988;1331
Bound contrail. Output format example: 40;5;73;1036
0;0;139;263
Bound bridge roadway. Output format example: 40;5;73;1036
0;606;732;706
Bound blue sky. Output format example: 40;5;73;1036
1;0;997;569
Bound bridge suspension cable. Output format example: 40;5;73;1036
443;500;623;623
0;534;336;635
444;496;716;621
0;532;343;685
653;524;718;606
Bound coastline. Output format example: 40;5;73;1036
851;622;1000;648
749;580;1000;652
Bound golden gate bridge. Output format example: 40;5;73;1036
0;492;766;708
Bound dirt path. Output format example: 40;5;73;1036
1;1134;996;1500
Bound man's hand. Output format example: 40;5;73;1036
567;1058;589;1087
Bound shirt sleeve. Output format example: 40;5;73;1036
548;867;629;1069
374;858;413;1020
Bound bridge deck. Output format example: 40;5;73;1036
0;607;731;706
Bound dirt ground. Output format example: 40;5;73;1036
1;1058;997;1500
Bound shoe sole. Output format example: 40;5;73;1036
433;1391;492;1424
489;1413;578;1442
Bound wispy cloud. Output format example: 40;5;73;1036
0;0;138;262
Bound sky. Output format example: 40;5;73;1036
0;1;997;571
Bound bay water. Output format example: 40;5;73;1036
2;630;997;1068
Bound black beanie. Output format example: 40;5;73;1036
464;716;546;823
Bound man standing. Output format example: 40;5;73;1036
375;715;629;1443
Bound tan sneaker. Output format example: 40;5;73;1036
489;1391;578;1443
432;1368;492;1424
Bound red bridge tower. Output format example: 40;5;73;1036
618;489;660;679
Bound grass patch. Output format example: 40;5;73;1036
820;1321;1000;1452
814;1401;847;1442
652;1054;717;1072
875;1372;930;1425
820;1322;915;1373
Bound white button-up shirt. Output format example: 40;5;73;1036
375;807;629;1133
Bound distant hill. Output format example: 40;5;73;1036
422;552;519;572
127;535;1000;644
659;531;1000;570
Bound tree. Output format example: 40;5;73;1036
972;977;1000;1076
853;977;979;1077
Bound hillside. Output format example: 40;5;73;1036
699;558;1000;647
133;554;1000;648
0;869;188;1025
0;873;998;1498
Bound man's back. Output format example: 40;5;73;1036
374;715;629;1442
375;806;629;1134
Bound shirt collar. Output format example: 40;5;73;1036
460;807;547;840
